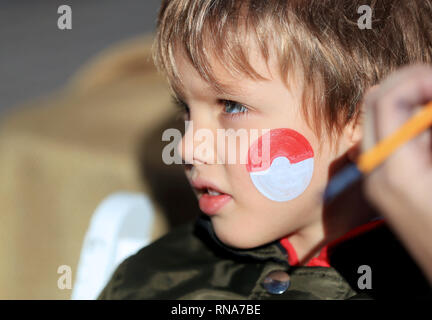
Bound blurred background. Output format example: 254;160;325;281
0;0;201;299
0;0;160;111
1;0;160;112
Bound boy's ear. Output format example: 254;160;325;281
344;84;380;162
344;117;363;162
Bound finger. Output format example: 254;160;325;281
367;65;432;140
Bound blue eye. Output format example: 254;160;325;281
222;100;248;118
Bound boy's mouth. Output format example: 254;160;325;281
191;178;232;215
196;187;223;197
207;189;222;196
191;178;226;195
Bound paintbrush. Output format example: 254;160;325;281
323;101;432;203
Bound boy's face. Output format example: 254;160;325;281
174;43;346;249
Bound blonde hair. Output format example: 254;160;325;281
152;0;432;139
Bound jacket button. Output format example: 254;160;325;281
262;270;291;295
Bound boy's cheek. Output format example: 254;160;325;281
244;128;315;202
222;128;330;206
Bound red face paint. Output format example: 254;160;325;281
246;128;315;202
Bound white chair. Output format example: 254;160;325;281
71;192;155;300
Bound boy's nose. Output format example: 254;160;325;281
177;121;217;165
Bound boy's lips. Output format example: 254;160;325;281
190;178;232;215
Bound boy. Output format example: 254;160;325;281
99;0;432;299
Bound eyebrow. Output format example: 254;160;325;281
172;82;248;103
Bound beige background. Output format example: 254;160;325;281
0;35;202;299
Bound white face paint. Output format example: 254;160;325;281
246;128;315;202
250;157;314;202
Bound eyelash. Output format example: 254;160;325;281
172;96;249;121
220;100;249;120
172;96;190;121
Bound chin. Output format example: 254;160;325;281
212;221;273;249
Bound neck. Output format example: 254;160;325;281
286;181;380;265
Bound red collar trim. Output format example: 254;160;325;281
279;219;386;268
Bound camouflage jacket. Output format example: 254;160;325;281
98;215;431;300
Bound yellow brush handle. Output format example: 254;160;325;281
358;101;432;173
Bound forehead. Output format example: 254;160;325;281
172;34;280;101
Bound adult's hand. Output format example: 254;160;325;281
362;65;432;284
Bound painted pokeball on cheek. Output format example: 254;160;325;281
246;128;314;202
